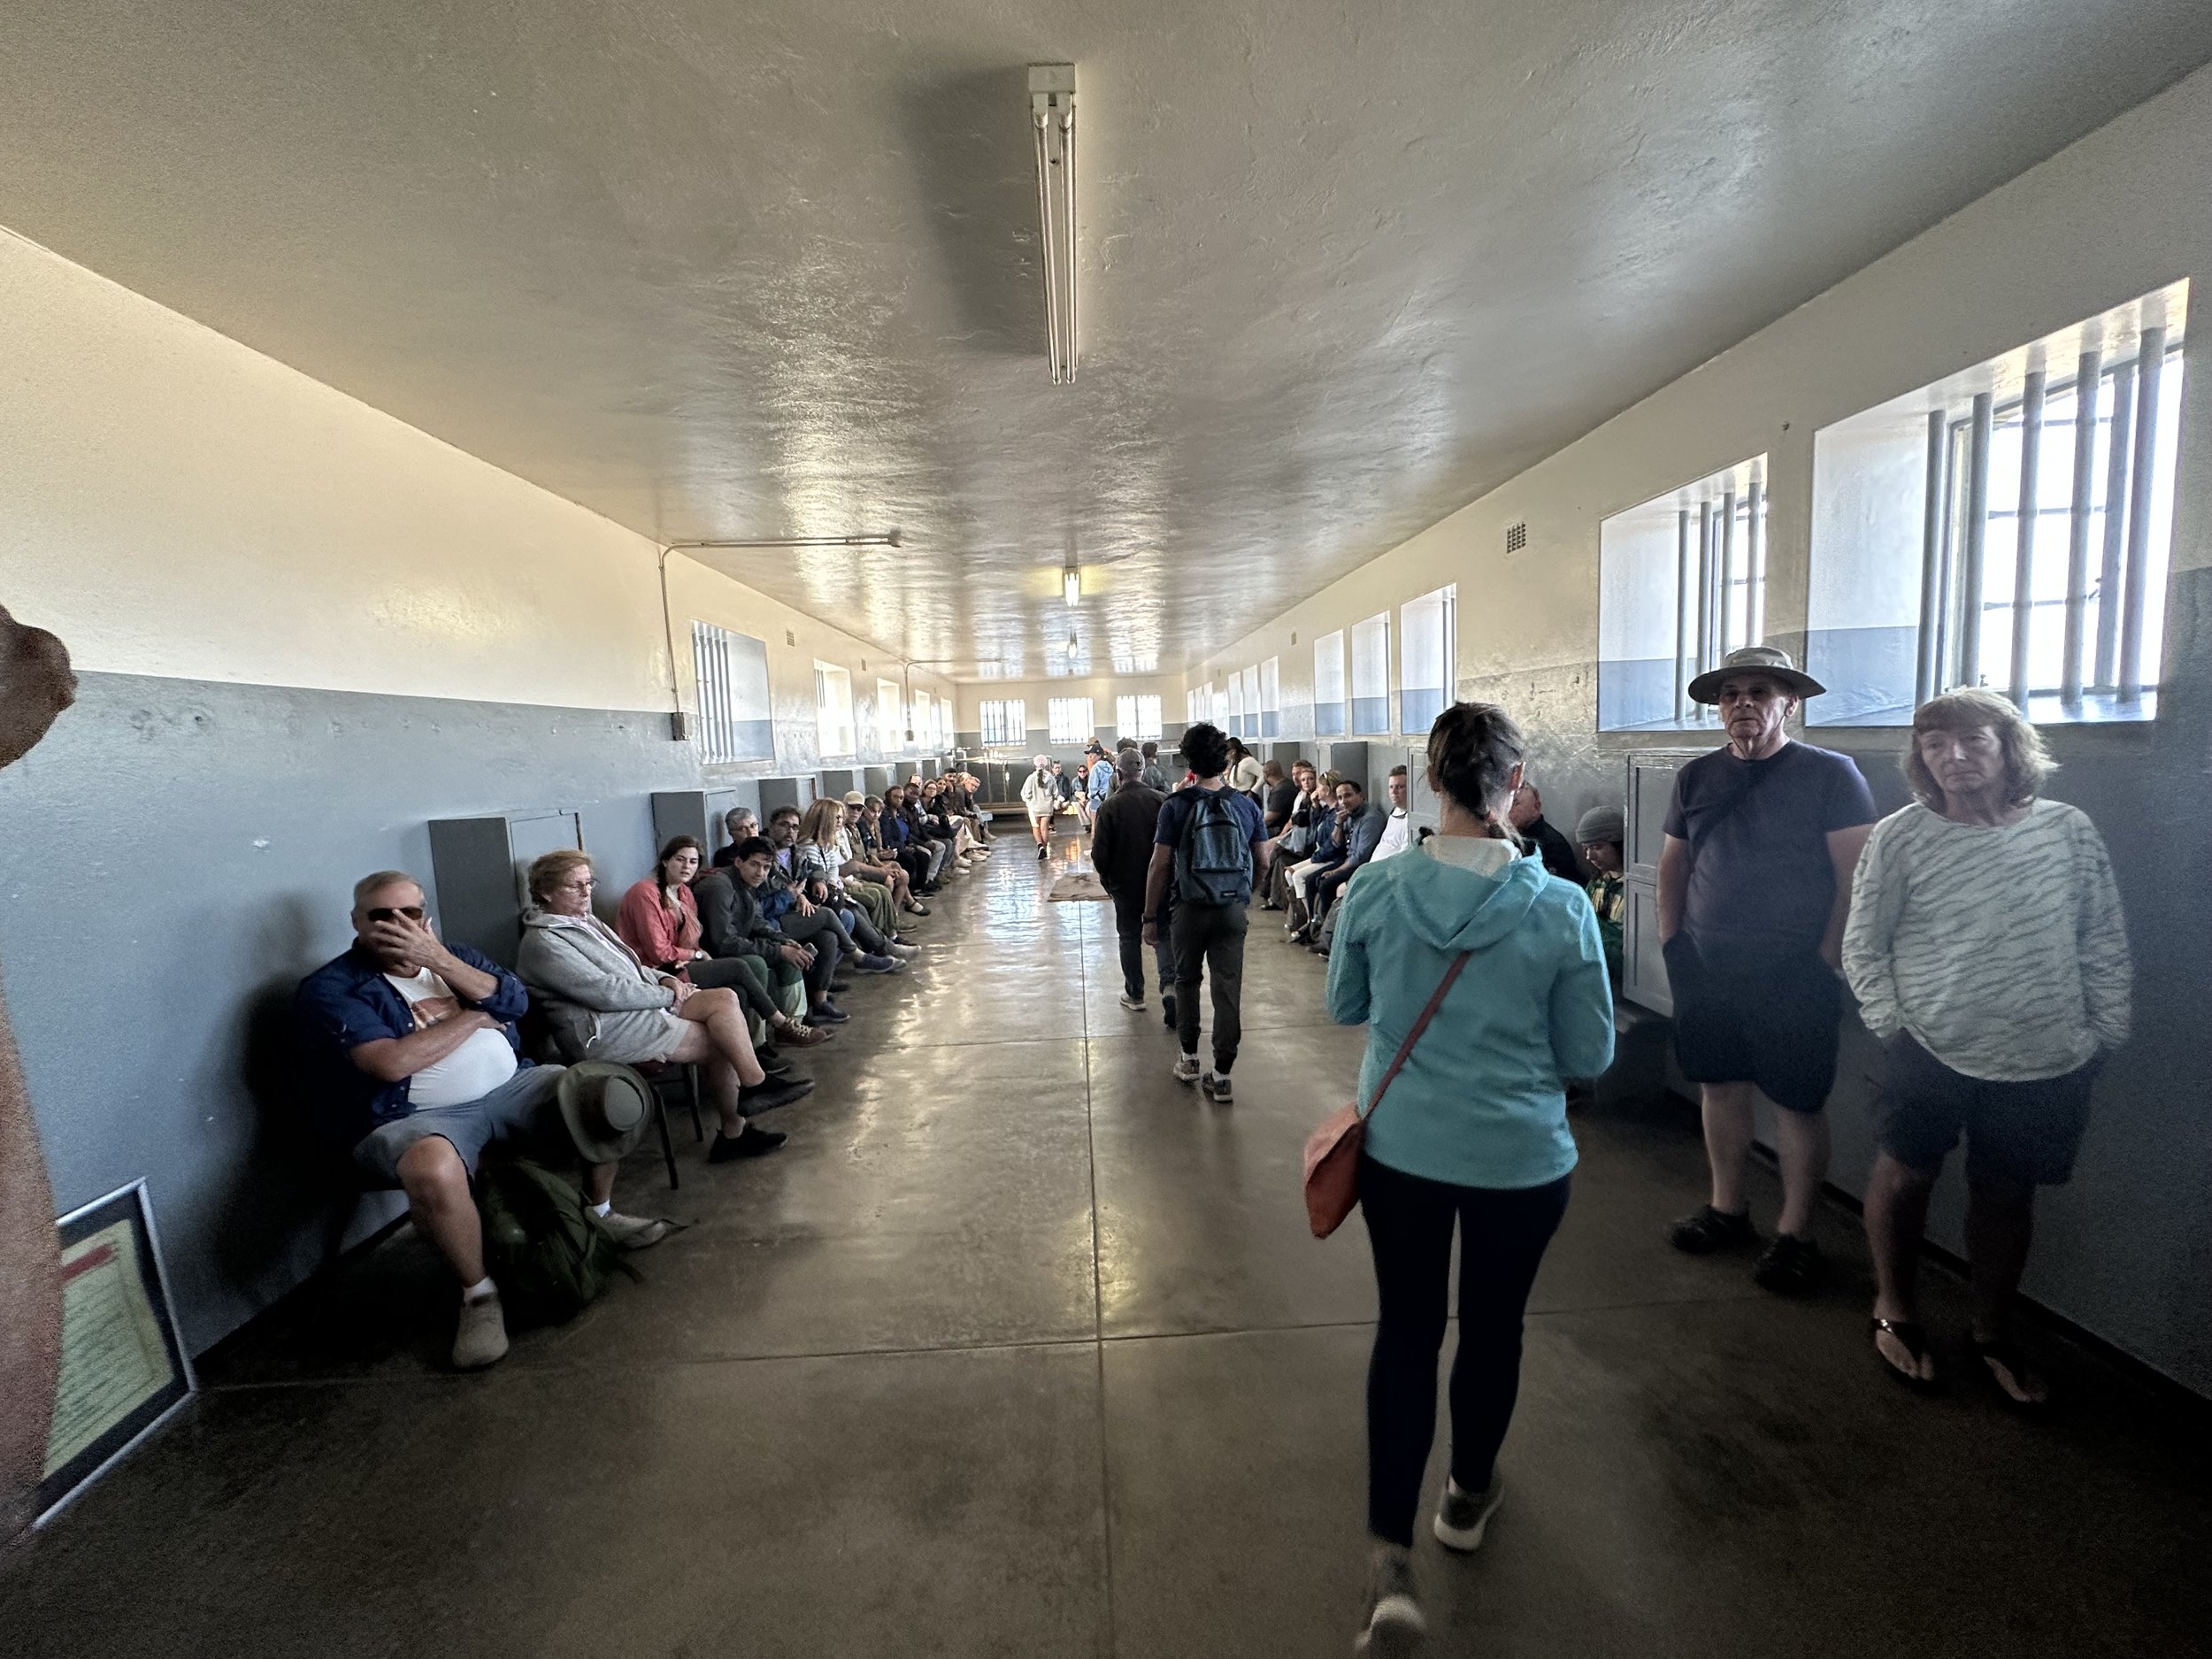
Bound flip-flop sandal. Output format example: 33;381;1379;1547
1971;1337;2050;1411
1870;1317;1941;1393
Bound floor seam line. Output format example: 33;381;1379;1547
1070;848;1121;1659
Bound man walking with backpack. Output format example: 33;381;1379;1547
1143;722;1272;1102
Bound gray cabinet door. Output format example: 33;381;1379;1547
1619;748;1707;1013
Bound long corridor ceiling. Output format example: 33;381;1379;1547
6;1;2211;679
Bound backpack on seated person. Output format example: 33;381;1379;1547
1174;788;1255;907
474;1154;637;1327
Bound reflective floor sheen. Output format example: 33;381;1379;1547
10;834;2211;1657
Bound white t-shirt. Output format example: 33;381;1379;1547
1372;807;1412;863
385;968;518;1109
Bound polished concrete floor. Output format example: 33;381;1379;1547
9;830;2211;1657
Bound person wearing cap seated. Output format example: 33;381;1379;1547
1508;782;1586;886
1657;645;1876;1294
517;849;802;1164
1575;804;1627;987
296;870;672;1371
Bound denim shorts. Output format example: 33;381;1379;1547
351;1064;566;1186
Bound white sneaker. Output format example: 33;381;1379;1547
1172;1052;1202;1086
1432;1474;1503;1552
593;1210;670;1249
1118;992;1145;1011
452;1289;510;1370
1353;1545;1425;1656
887;941;921;959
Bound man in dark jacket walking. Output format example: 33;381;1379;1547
1090;751;1176;1021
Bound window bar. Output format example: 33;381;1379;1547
2093;359;2136;690
2117;329;2167;701
1745;480;1766;645
1674;508;1693;726
2007;369;2047;709
1914;412;1946;705
2060;349;2102;705
1958;392;1993;689
1694;500;1714;682
1718;489;1738;657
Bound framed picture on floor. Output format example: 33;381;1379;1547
37;1178;196;1526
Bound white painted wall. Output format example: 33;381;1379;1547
0;226;952;751
951;675;1184;734
1186;63;2212;720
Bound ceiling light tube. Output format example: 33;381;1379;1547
1030;65;1078;385
667;530;902;550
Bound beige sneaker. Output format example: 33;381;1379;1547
593;1210;670;1249
452;1290;510;1370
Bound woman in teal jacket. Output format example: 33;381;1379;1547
1326;702;1614;1655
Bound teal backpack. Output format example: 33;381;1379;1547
1174;789;1255;907
475;1156;637;1326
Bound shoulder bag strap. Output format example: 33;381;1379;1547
1358;949;1475;1124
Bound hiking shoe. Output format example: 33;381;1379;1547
774;1022;833;1048
1353;1545;1425;1657
1118;992;1145;1011
810;1001;850;1024
1432;1475;1503;1553
452;1290;510;1371
1200;1071;1233;1104
739;1077;815;1111
1172;1052;1202;1086
593;1210;670;1250
708;1124;787;1161
1753;1233;1827;1294
1162;996;1177;1029
854;953;905;974
1667;1203;1757;1255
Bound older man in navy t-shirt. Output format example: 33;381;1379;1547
1656;646;1876;1294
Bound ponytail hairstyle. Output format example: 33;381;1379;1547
1425;702;1526;831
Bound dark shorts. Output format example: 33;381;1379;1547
1663;934;1840;1114
1876;1032;2098;1187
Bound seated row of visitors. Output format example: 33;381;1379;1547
293;777;993;1372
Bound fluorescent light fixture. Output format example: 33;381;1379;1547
1063;565;1082;607
1029;64;1078;385
668;529;902;551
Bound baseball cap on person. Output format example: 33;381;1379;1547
1685;644;1825;706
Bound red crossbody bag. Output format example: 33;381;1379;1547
1301;951;1475;1239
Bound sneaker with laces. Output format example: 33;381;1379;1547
1172;1052;1202;1086
451;1289;510;1371
592;1210;670;1250
1432;1474;1503;1552
1118;991;1145;1011
1753;1232;1826;1294
1353;1545;1425;1657
1667;1203;1757;1255
1200;1071;1233;1104
855;953;906;973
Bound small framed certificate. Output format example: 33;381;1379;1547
37;1179;196;1526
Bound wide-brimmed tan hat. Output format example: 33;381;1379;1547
841;789;866;807
1686;644;1824;705
557;1062;653;1164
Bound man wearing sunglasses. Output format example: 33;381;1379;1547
296;872;662;1371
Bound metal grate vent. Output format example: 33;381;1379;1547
1505;522;1527;554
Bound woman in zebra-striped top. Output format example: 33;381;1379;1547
1846;688;2131;1407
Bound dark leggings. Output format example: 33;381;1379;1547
1360;1156;1571;1546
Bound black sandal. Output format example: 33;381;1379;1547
1870;1317;1941;1393
1971;1336;2049;1411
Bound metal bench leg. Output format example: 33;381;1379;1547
686;1064;705;1142
656;1089;680;1190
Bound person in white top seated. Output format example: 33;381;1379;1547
295;872;669;1370
1844;688;2131;1406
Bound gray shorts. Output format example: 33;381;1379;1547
351;1064;567;1187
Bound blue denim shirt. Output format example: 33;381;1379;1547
294;942;532;1150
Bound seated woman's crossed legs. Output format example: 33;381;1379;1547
665;987;765;1134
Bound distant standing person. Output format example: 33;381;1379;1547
1021;756;1058;860
1091;750;1177;1021
1083;741;1113;831
1225;736;1265;800
1140;741;1170;793
1143;722;1271;1102
1657;646;1876;1293
1328;703;1615;1655
1846;690;2130;1404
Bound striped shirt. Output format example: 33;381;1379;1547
1842;799;2131;1081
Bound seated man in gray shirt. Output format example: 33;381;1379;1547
1845;690;2129;1405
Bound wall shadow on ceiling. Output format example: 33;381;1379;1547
898;66;1048;359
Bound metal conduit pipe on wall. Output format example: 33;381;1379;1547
2060;348;2103;705
1916;410;1947;705
1674;508;1693;727
1694;500;1714;683
1745;479;1765;644
1719;490;1737;657
2093;358;2136;690
2008;368;2047;708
